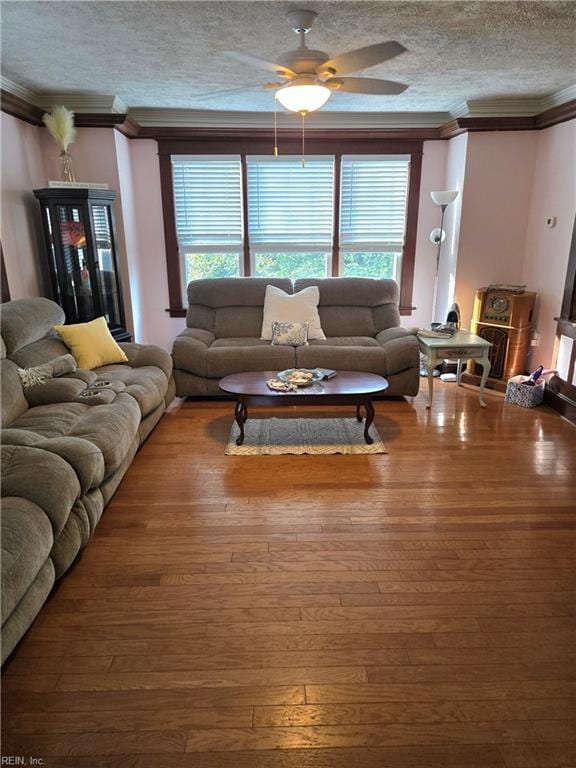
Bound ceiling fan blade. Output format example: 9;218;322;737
321;41;406;76
224;50;294;78
330;77;408;95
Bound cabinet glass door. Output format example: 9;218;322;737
55;205;97;323
91;205;122;327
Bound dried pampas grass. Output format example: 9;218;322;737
43;106;76;151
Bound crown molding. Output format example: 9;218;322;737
450;85;576;119
1;74;575;139
128;108;450;130
0;76;40;105
35;93;127;113
540;83;576;111
0;90;43;125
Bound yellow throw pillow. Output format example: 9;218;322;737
53;317;128;370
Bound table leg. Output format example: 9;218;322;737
456;358;463;386
356;403;363;422
477;357;491;408
426;355;435;409
235;398;247;445
364;398;375;444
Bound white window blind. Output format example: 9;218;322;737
171;155;243;248
247;156;334;251
340;155;410;250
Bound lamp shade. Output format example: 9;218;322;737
276;84;331;114
431;190;459;206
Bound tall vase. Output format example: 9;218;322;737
59;150;75;183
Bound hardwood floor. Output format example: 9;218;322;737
2;381;575;768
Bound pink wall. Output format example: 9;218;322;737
521;119;576;369
1;113;47;298
114;131;146;342
454;131;538;328
406;140;447;330
127;139;186;348
435;132;468;324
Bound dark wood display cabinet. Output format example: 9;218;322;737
34;187;131;342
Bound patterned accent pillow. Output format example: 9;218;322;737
271;321;309;347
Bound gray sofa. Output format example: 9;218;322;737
173;277;420;397
1;297;175;663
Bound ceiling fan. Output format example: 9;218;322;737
220;8;409;114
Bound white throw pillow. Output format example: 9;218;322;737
261;285;326;341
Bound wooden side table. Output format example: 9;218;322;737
418;331;492;408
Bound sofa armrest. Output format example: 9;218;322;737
172;329;214;377
119;343;173;380
24;377;87;407
377;329;420;374
376;327;417;346
1;428;43;447
38;436;106;494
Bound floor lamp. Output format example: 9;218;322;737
419;189;459;377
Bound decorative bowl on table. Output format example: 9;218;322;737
277;368;323;387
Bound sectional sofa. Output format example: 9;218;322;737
1;297;175;662
173;277;420;397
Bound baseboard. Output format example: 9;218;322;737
460;372;507;393
544;389;576;425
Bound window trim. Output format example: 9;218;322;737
158;136;423;317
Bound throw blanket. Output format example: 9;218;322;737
17;354;77;389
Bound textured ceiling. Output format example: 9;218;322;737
2;0;575;113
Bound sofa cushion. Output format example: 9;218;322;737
94;364;168;417
7;337;71;369
187;278;292;337
1;497;54;625
297;334;419;377
9;393;140;478
211;337;272;348
309;336;380;348
1;444;80;539
0;297;65;356
296;344;388;375
1;360;29;428
206;339;296;378
295;278;401;335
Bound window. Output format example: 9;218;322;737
161;139;422;315
247;156;334;278
171;156;243;288
340;155;409;280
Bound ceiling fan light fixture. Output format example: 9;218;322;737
275;83;331;113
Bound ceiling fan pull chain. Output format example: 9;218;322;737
301;112;306;168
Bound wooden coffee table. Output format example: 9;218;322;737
219;371;389;446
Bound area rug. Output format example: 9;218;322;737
225;417;387;455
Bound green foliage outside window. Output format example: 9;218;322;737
254;253;327;279
184;251;397;283
341;252;396;279
185;253;239;282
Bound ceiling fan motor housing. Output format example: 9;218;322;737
277;48;330;76
286;9;318;34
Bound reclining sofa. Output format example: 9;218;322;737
1;297;175;662
173;277;420;397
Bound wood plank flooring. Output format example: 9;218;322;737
2;381;575;768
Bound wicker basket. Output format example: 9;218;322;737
505;375;545;408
